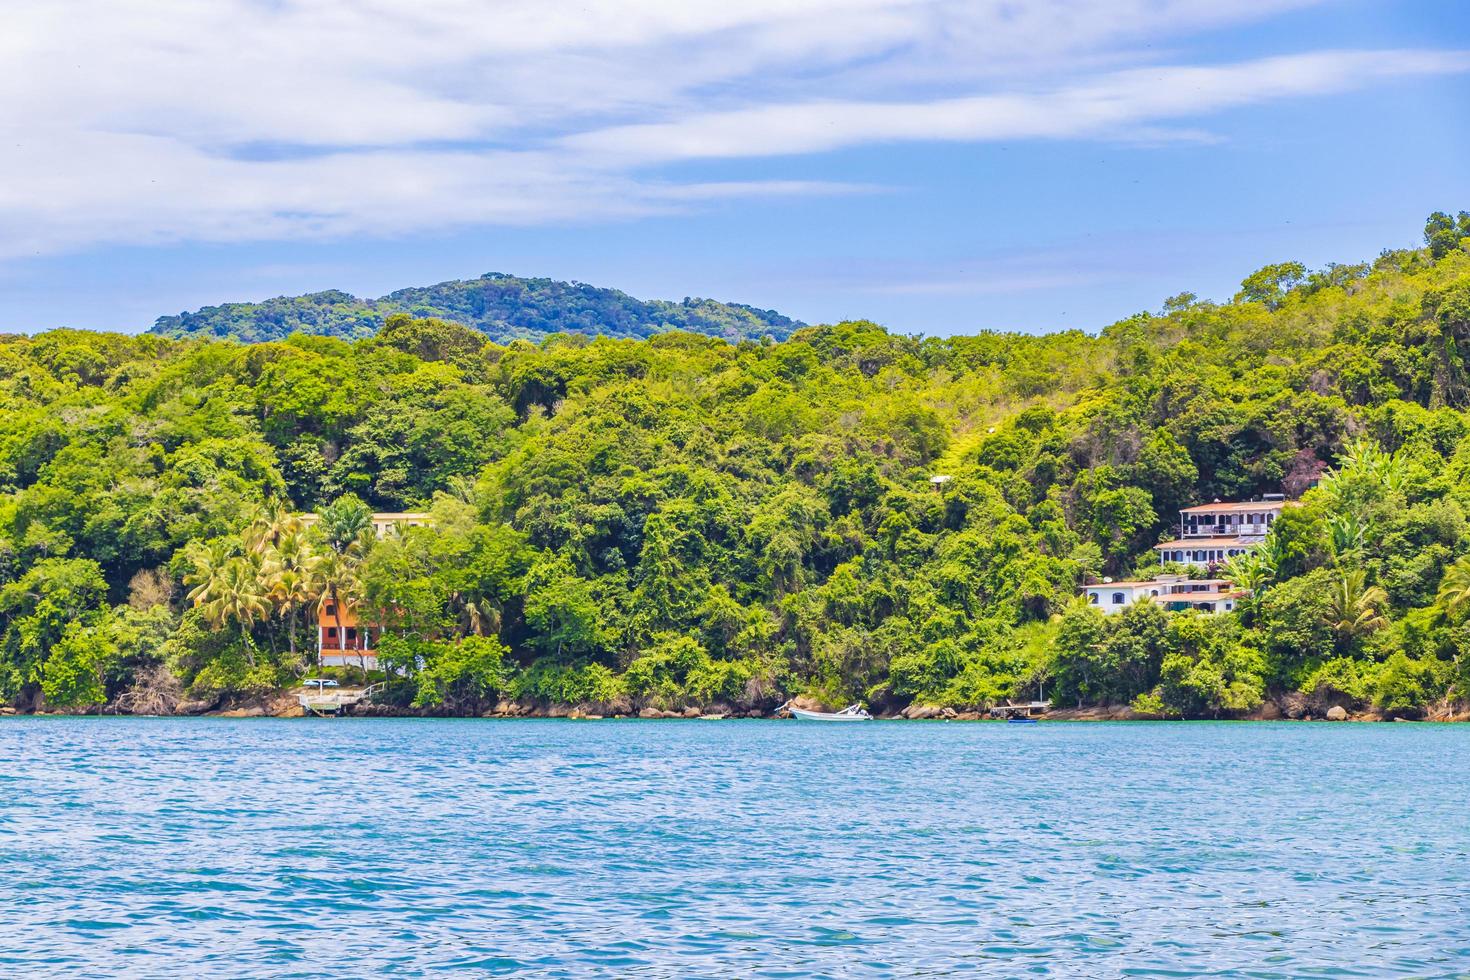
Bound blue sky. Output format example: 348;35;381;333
1;0;1467;337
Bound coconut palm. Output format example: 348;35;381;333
1323;568;1389;651
318;494;374;554
243;498;303;556
1435;555;1470;621
315;547;364;668
262;529;323;663
194;556;271;665
1224;550;1273;596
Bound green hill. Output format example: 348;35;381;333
5;211;1470;721
149;273;803;344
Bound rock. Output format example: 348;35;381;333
492;699;517;716
175;699;212;715
955;711;981;721
0;707;15;715
791;695;827;712
1280;692;1309;720
745;709;764;718
1326;705;1348;721
905;704;943;720
638;707;662;719
547;702;570;718
940;707;957;719
682;706;701;719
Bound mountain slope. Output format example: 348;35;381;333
149;273;803;344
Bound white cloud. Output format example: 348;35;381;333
0;0;1461;257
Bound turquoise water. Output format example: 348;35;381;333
1;720;1467;977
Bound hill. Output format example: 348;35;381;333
149;273;803;344
4;211;1470;721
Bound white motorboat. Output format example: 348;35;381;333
782;701;872;722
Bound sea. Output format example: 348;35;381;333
0;718;1466;978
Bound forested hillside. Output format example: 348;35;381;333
149;273;802;344
6;213;1470;719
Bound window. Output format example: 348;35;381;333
1225;602;1234;610
326;627;337;639
324;603;336;616
1088;593;1098;604
1111;592;1126;605
345;627;357;643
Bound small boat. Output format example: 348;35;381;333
782;701;872;722
1007;716;1039;724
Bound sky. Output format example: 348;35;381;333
1;0;1467;337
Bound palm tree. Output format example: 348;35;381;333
1435;555;1470;621
319;495;373;554
262;529;322;664
193;556;271;665
183;539;235;608
243;498;303;556
1323;568;1389;652
315;548;364;669
1224;550;1273;596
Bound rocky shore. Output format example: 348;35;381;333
6;691;1468;722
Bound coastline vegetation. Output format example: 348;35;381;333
4;213;1470;719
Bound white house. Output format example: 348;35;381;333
1082;574;1243;615
1154;495;1289;569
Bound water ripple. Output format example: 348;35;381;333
1;718;1468;977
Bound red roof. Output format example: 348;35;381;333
1154;537;1264;549
1179;500;1290;514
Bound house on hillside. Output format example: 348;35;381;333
298;511;432;540
1081;574;1243;615
299;512;434;670
1153;495;1289;569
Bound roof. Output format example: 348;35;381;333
298;512;432;521
1179;500;1289;514
1154;590;1244;603
1082;580;1159;589
1154;536;1265;549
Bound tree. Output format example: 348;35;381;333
318;494;373;554
1424;210;1470;260
1235;261;1306;310
1434;555;1470;621
1322;569;1388;653
262;529;322;664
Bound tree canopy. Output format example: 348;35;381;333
5;213;1470;718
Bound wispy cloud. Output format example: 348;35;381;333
0;0;1462;257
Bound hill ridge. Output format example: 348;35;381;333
150;272;803;345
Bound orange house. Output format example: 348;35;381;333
301;512;433;670
317;598;381;670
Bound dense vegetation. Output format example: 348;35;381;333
150;273;802;345
6;213;1470;719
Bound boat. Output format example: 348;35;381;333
1006;716;1039;724
781;701;872;722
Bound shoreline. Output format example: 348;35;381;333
6;696;1469;723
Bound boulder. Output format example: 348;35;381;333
638;707;662;719
1326;705;1348;721
905;704;944;720
682;706;702;719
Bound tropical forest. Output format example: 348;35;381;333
5;212;1470;720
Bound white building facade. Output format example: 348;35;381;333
1081;575;1242;615
1154;496;1288;569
